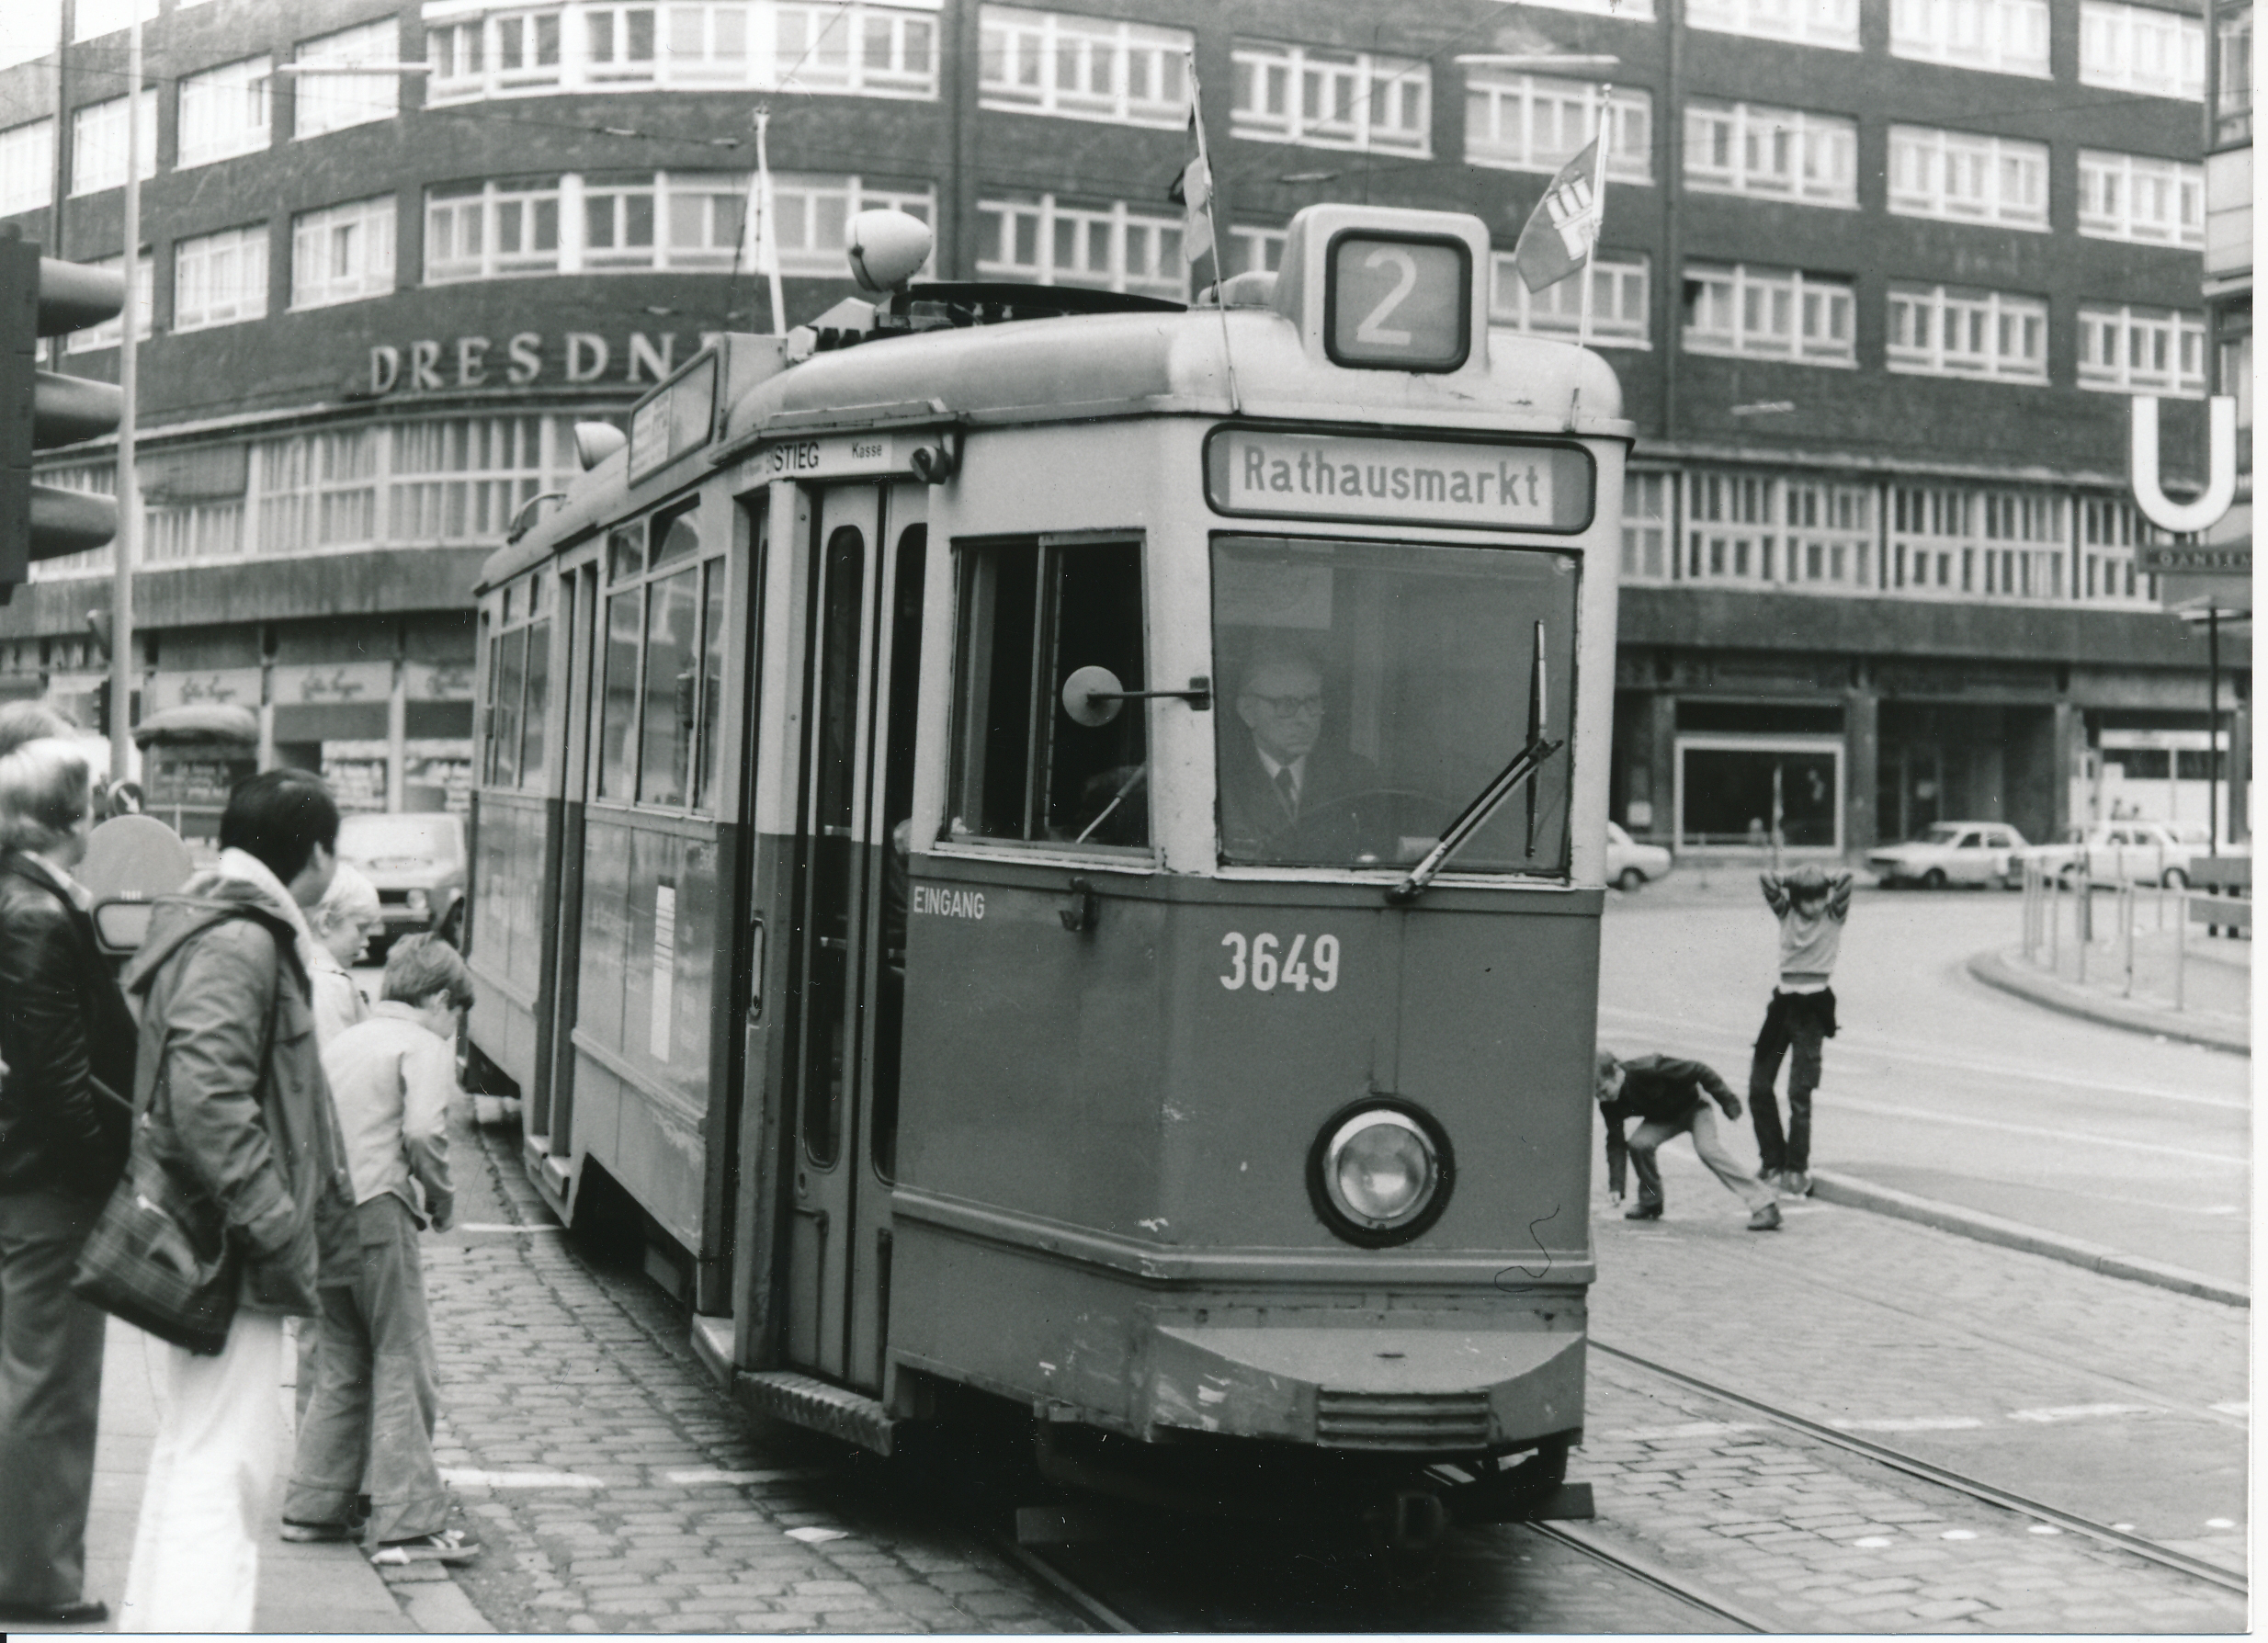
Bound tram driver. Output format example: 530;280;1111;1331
1219;643;1385;863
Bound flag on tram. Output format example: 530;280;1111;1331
1170;147;1214;265
1511;140;1603;293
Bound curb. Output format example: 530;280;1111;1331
1966;946;2249;1054
1809;1169;2249;1309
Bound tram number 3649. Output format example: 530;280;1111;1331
1219;932;1342;993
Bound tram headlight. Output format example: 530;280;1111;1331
1307;1101;1454;1246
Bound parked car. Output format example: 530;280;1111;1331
1867;821;2029;889
1606;820;1674;891
2022;820;2212;887
337;810;467;954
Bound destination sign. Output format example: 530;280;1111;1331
2138;542;2252;573
629;353;718;482
1204;426;1593;533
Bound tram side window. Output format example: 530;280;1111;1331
948;538;1149;849
595;501;729;811
482;570;551;793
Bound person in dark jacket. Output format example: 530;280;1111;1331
0;737;134;1626
1596;1048;1781;1231
116;770;358;1633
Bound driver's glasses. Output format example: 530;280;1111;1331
1248;693;1324;720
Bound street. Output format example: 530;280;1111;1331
1598;875;2251;1285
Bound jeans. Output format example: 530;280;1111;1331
119;1309;288;1633
1627;1105;1776;1214
0;1191;107;1609
1749;988;1835;1174
283;1196;445;1545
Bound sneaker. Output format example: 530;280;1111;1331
1785;1171;1812;1196
369;1530;481;1566
280;1520;350;1544
1747;1203;1784;1231
1623;1203;1663;1220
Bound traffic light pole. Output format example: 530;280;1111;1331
110;11;140;784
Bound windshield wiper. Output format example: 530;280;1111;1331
1388;620;1560;906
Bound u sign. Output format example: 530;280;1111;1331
1326;232;1470;372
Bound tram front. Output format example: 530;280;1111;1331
887;203;1627;1529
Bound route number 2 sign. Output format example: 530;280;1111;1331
1326;233;1469;372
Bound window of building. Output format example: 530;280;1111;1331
766;175;933;273
1890;0;2051;74
1467;75;1651;181
174;224;269;332
1683;473;1874;589
1684;100;1855;204
0;119;54;216
595;501;728;810
295;18;402;139
72;0;156;42
1886;283;2048;380
977;193;1186;299
177;54;271;170
1524;0;1655;14
1228;224;1285;275
0;7;58;73
70;91;157;196
2077;303;2208;394
2080;496;2159;601
2217;4;2252;142
1623;471;1670;580
426;2;939;102
2219;330;2252;431
291;195;395;309
2081;2;2206;96
1784;480;1876;589
254;428;380;552
1683;263;1854;364
1491;250;1650;346
1684;470;1777;583
980;6;1191;127
1887;484;2065;597
1887;125;2049;228
64;252;152;352
1685;0;1860;50
1231;39;1430;153
392;416;556;544
2077;150;2205;244
425;177;562;281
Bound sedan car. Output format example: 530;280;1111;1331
337;810;467;954
1606;820;1674;891
2022;821;2211;887
1867;821;2028;889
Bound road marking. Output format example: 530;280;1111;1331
1831;1416;1986;1433
1852;1536;1892;1547
1598;1003;2249;1110
2210;1401;2248;1417
1941;1529;1978;1540
1596;1421;1763;1441
666;1467;822;1485
784;1526;849;1544
1823;1095;2245;1166
2207;1517;2239;1529
2008;1403;2156;1423
2028;1524;2062;1535
442;1467;605;1489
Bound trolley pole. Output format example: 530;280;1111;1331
110;12;142;784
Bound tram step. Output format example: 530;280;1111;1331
733;1369;896;1457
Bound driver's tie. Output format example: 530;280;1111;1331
1275;765;1299;821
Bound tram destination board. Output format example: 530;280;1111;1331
1205;424;1594;533
1324;231;1471;371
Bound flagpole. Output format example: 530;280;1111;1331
1579;81;1612;348
1185;51;1241;414
751;105;786;334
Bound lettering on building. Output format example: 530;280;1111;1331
369;330;725;398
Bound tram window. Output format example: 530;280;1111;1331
491;626;527;788
693;560;727;814
518;613;550;788
651;500;699;568
608;525;644;582
596;586;643;799
1212;534;1576;874
947;538;1148;849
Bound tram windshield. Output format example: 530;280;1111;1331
1212;534;1577;873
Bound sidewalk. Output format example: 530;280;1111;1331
16;1316;487;1636
1968;912;2251;1052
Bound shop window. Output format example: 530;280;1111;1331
1678;739;1842;849
949;538;1149;849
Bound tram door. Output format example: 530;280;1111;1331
783;482;926;1389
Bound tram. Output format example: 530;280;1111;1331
465;201;1628;1536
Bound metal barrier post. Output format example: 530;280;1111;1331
2174;889;2187;1011
2076;867;2089;984
2047;869;2060;970
2122;883;2135;998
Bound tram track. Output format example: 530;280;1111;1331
1593;1340;2249;1596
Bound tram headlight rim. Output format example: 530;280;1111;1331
1305;1097;1455;1248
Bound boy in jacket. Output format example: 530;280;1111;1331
1596;1048;1781;1231
116;771;358;1634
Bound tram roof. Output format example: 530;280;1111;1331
482;306;1628;590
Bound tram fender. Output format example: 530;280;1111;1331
1143;1324;1584;1450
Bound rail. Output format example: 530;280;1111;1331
2016;858;2250;1012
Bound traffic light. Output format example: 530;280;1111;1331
0;239;125;602
92;677;109;739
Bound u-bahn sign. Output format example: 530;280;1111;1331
2138;542;2251;573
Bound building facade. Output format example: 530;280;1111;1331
0;0;2244;845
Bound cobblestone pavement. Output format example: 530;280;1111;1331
412;1116;1089;1635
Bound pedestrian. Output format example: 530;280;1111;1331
115;769;358;1634
0;702;79;764
307;864;380;1048
0;738;134;1626
281;935;477;1566
1596;1048;1781;1231
1748;862;1854;1197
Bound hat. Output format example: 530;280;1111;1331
1786;863;1831;894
